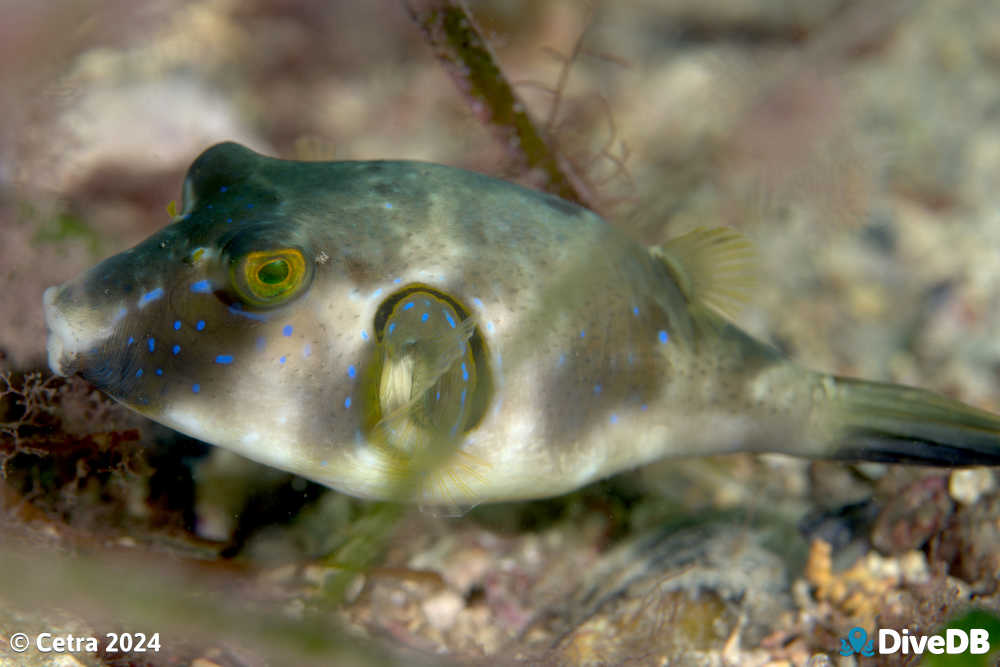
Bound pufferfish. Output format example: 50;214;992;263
43;142;1000;507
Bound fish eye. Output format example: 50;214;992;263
231;248;310;307
257;258;290;284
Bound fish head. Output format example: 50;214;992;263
42;143;381;489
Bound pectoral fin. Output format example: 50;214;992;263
364;287;490;464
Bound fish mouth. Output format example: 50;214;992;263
44;285;77;376
44;284;116;378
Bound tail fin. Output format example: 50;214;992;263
825;376;1000;466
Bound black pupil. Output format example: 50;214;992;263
258;259;290;284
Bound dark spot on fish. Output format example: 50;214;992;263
461;219;489;247
861;209;896;254
921;279;954;312
343;255;377;285
372;181;397;198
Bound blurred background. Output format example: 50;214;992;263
3;0;1000;665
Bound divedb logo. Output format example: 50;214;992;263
840;626;991;657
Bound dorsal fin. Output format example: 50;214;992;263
650;227;757;321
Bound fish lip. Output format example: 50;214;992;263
43;285;78;377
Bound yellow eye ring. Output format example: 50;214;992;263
231;248;309;307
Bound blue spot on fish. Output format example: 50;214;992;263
632;306;639;316
384;202;393;210
226;218;233;224
279;356;287;364
393;276;402;284
137;287;164;309
282;325;293;336
190;280;212;293
173;320;181;330
196;320;206;331
435;389;441;401
344;396;352;408
594;384;602;394
192;383;200;393
641;404;648;411
127;336;135;345
472;297;484;309
580;329;586;338
402;302;415;311
155;368;163;376
361;330;369;341
348;365;357;379
443;309;456;328
215;354;234;364
388;322;396;335
658;330;669;344
421;312;429;322
219;186;228;193
135;368;143;378
610;414;618;424
486;321;495;334
172;344;181;355
147;338;155;352
371;288;383;299
461;362;469;381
